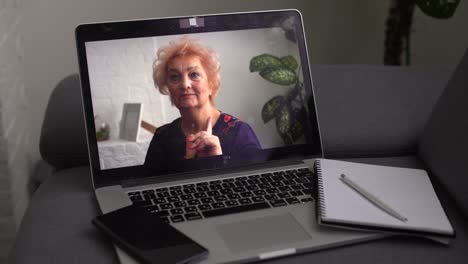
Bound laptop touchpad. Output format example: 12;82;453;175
217;213;311;253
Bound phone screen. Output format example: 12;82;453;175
93;205;208;264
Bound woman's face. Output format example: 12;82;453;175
166;55;212;110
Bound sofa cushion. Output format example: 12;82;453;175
311;65;453;158
418;50;468;219
40;74;89;169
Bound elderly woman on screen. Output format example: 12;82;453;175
144;37;261;171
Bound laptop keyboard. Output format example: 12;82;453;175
127;168;315;224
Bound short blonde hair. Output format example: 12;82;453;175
152;37;221;102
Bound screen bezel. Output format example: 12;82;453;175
76;10;322;188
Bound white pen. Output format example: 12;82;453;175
340;174;408;222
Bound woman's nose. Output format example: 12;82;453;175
180;76;191;89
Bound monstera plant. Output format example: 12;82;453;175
249;54;308;145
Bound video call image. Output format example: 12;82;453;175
85;27;312;172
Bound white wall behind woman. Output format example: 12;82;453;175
23;0;468;163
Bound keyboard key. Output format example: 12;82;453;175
209;180;222;185
170;208;184;215
270;199;287;207
170;190;183;196
247;174;260;179
301;197;314;203
227;193;240;200
202;202;271;218
129;195;143;202
222;178;235;182
247;179;260;185
196;186;209;192
146;205;159;214
173;201;187;208
235;181;248;187
233;187;246;193
185;212;202;221
209;184;222;191
220;188;233;195
212;202;225;209
160;203;173;210
170;215;185;223
157;192;170;198
155;210;169;217
182;183;195;188
161;217;170;224
156;187;169;192
214;195;228;202
239;198;252;205
258;183;270;189
187;199;201;206
167;196;180;203
302;188;313;195
198;204;212;211
245;185;259;191
181;194;193;200
270;181;283;187
252;196;265;203
225;200;239;207
201;198;214;204
264;194;278;201
278;192;291;199
142;189;155;194
266;188;279;194
240;192;253;198
207;190;220;197
185;206;198;213
278;186;292;193
127;191;141;196
290;190;303;197
168;186;180;190
193;192;207;199
196;182;209;186
152;198;166;204
286;197;300;204
222;182;235;189
183;187;197;194
253;190;266;196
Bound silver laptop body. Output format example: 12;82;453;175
75;9;382;264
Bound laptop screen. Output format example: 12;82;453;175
76;10;322;186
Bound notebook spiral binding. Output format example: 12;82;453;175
315;160;326;217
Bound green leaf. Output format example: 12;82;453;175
415;0;460;19
249;54;283;72
275;105;296;145
259;68;296;86
262;96;285;123
280;55;298;71
289;120;303;142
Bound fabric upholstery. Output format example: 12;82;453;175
311;65;453;158
418;50;468;219
40;74;89;169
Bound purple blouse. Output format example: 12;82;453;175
144;113;262;173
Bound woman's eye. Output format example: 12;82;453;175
189;72;201;80
169;74;180;82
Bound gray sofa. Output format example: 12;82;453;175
9;56;468;263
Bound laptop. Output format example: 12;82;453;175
75;9;382;264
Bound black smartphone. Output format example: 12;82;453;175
92;205;208;264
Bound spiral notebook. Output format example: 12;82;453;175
315;159;454;237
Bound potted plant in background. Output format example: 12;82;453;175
384;0;460;65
